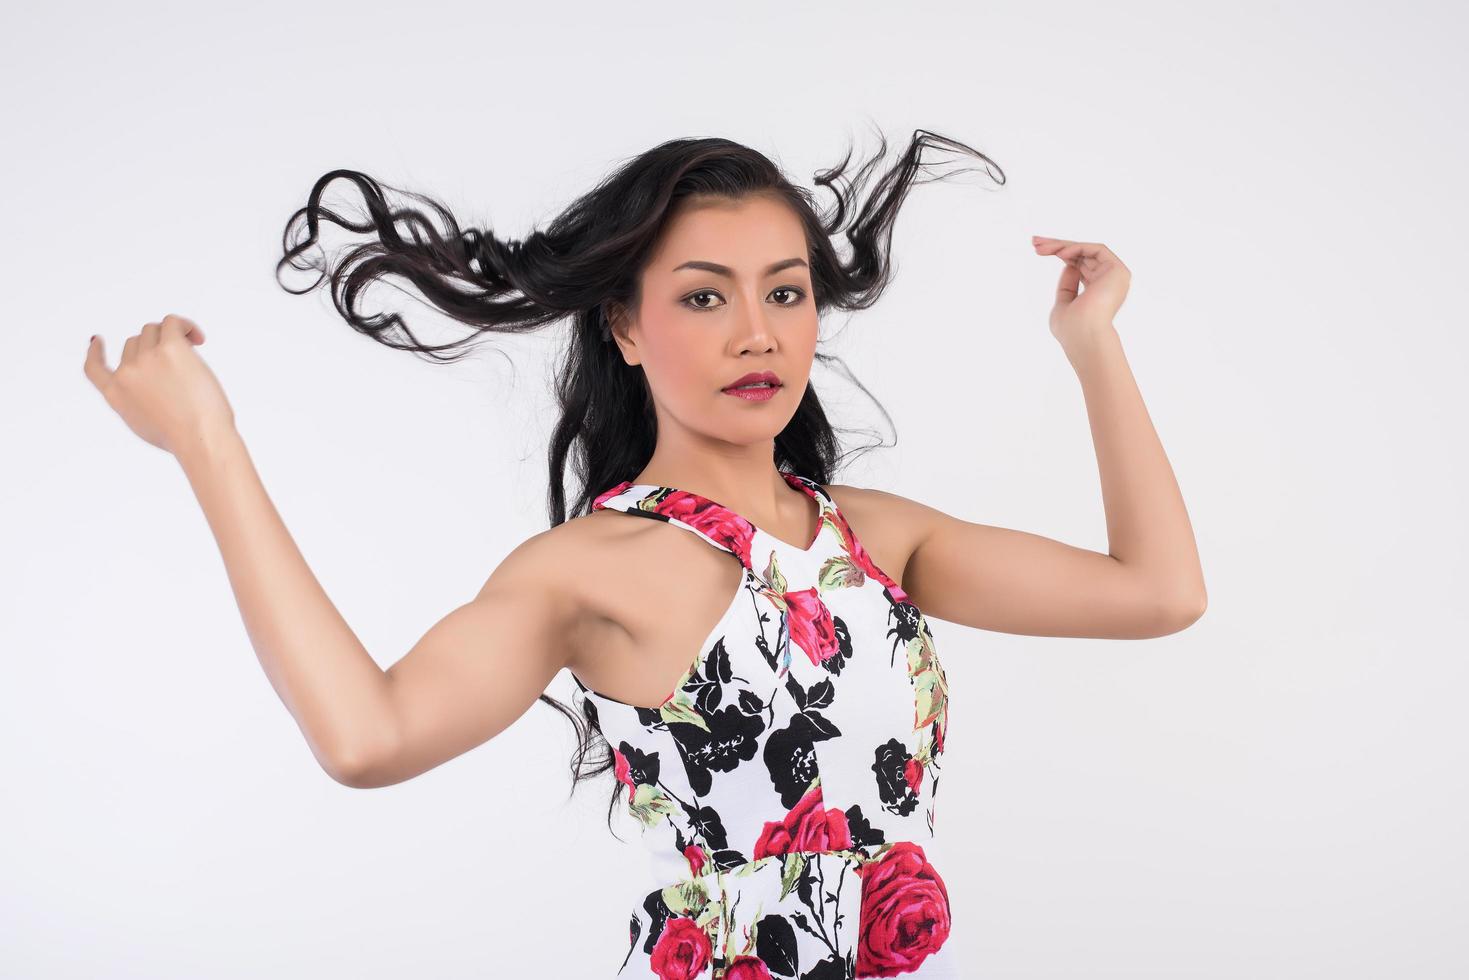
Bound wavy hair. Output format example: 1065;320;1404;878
275;128;1004;837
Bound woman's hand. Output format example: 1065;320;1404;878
1032;236;1131;355
83;314;236;457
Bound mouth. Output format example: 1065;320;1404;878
721;370;783;393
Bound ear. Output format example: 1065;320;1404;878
604;302;640;366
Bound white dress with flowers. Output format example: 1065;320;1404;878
570;472;960;979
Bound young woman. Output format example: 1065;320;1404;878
82;130;1206;979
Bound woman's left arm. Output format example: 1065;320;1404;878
896;237;1207;640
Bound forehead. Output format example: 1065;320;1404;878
650;195;808;271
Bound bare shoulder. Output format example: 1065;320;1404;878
824;483;946;525
488;507;631;600
821;483;947;591
492;507;656;667
824;483;949;541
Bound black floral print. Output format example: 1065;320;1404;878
571;472;956;978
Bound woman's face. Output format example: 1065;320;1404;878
610;193;818;446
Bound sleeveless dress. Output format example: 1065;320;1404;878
570;471;957;979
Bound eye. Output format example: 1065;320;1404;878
683;290;722;311
681;286;808;312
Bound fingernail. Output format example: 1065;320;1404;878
89;335;96;343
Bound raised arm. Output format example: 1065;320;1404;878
836;238;1206;641
357;533;577;788
84;316;575;788
174;431;578;789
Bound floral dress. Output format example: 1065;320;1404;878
570;471;958;979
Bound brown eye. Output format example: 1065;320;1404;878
680;287;807;312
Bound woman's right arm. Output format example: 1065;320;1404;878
86;316;579;789
177;425;578;789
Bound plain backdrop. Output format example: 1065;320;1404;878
4;1;1466;977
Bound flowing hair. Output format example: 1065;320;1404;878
275;127;1004;836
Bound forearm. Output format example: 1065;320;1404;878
1065;326;1207;609
174;425;396;780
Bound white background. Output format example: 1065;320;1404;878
4;1;1466;977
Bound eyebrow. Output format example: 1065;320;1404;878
671;257;809;277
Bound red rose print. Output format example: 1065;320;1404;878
903;757;923;796
586;476;957;978
612;747;636;803
752;782;853;859
593;482;633;510
657;490;757;567
650;916;712;980
854;842;951;977
831;508;909;603
785;587;840;666
725;955;774;979
684;843;707;878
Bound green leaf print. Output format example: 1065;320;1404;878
659;688;711;731
629;782;676;828
913;668;945;731
661;877;711;917
816;553;865;591
695;902;722;935
915;731;933;765
763;551;788;597
906;627;936;675
779;851;808;901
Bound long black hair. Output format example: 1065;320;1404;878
275;127;1004;836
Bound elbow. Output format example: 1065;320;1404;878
326;741;397;789
1155;589;1207;636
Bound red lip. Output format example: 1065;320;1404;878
722;370;783;390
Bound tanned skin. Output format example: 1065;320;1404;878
82;195;1205;790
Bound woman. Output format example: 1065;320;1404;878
82;130;1206;978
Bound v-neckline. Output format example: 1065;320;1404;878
609;470;828;554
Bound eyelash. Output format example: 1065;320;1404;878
681;286;808;312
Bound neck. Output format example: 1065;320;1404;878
633;449;806;530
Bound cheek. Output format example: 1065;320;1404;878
659;353;711;396
641;326;717;397
799;319;820;356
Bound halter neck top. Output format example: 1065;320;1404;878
571;471;958;978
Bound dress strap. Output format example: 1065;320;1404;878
591;480;753;566
591;471;833;572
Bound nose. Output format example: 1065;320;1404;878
732;297;776;353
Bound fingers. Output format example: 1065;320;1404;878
1034;237;1119;262
1055;261;1082;302
1043;242;1103;267
1034;236;1104;253
120;328;150;367
83;313;205;393
83;334;112;391
161;313;205;345
1033;237;1127;282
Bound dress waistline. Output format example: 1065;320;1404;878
634;840;945;975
